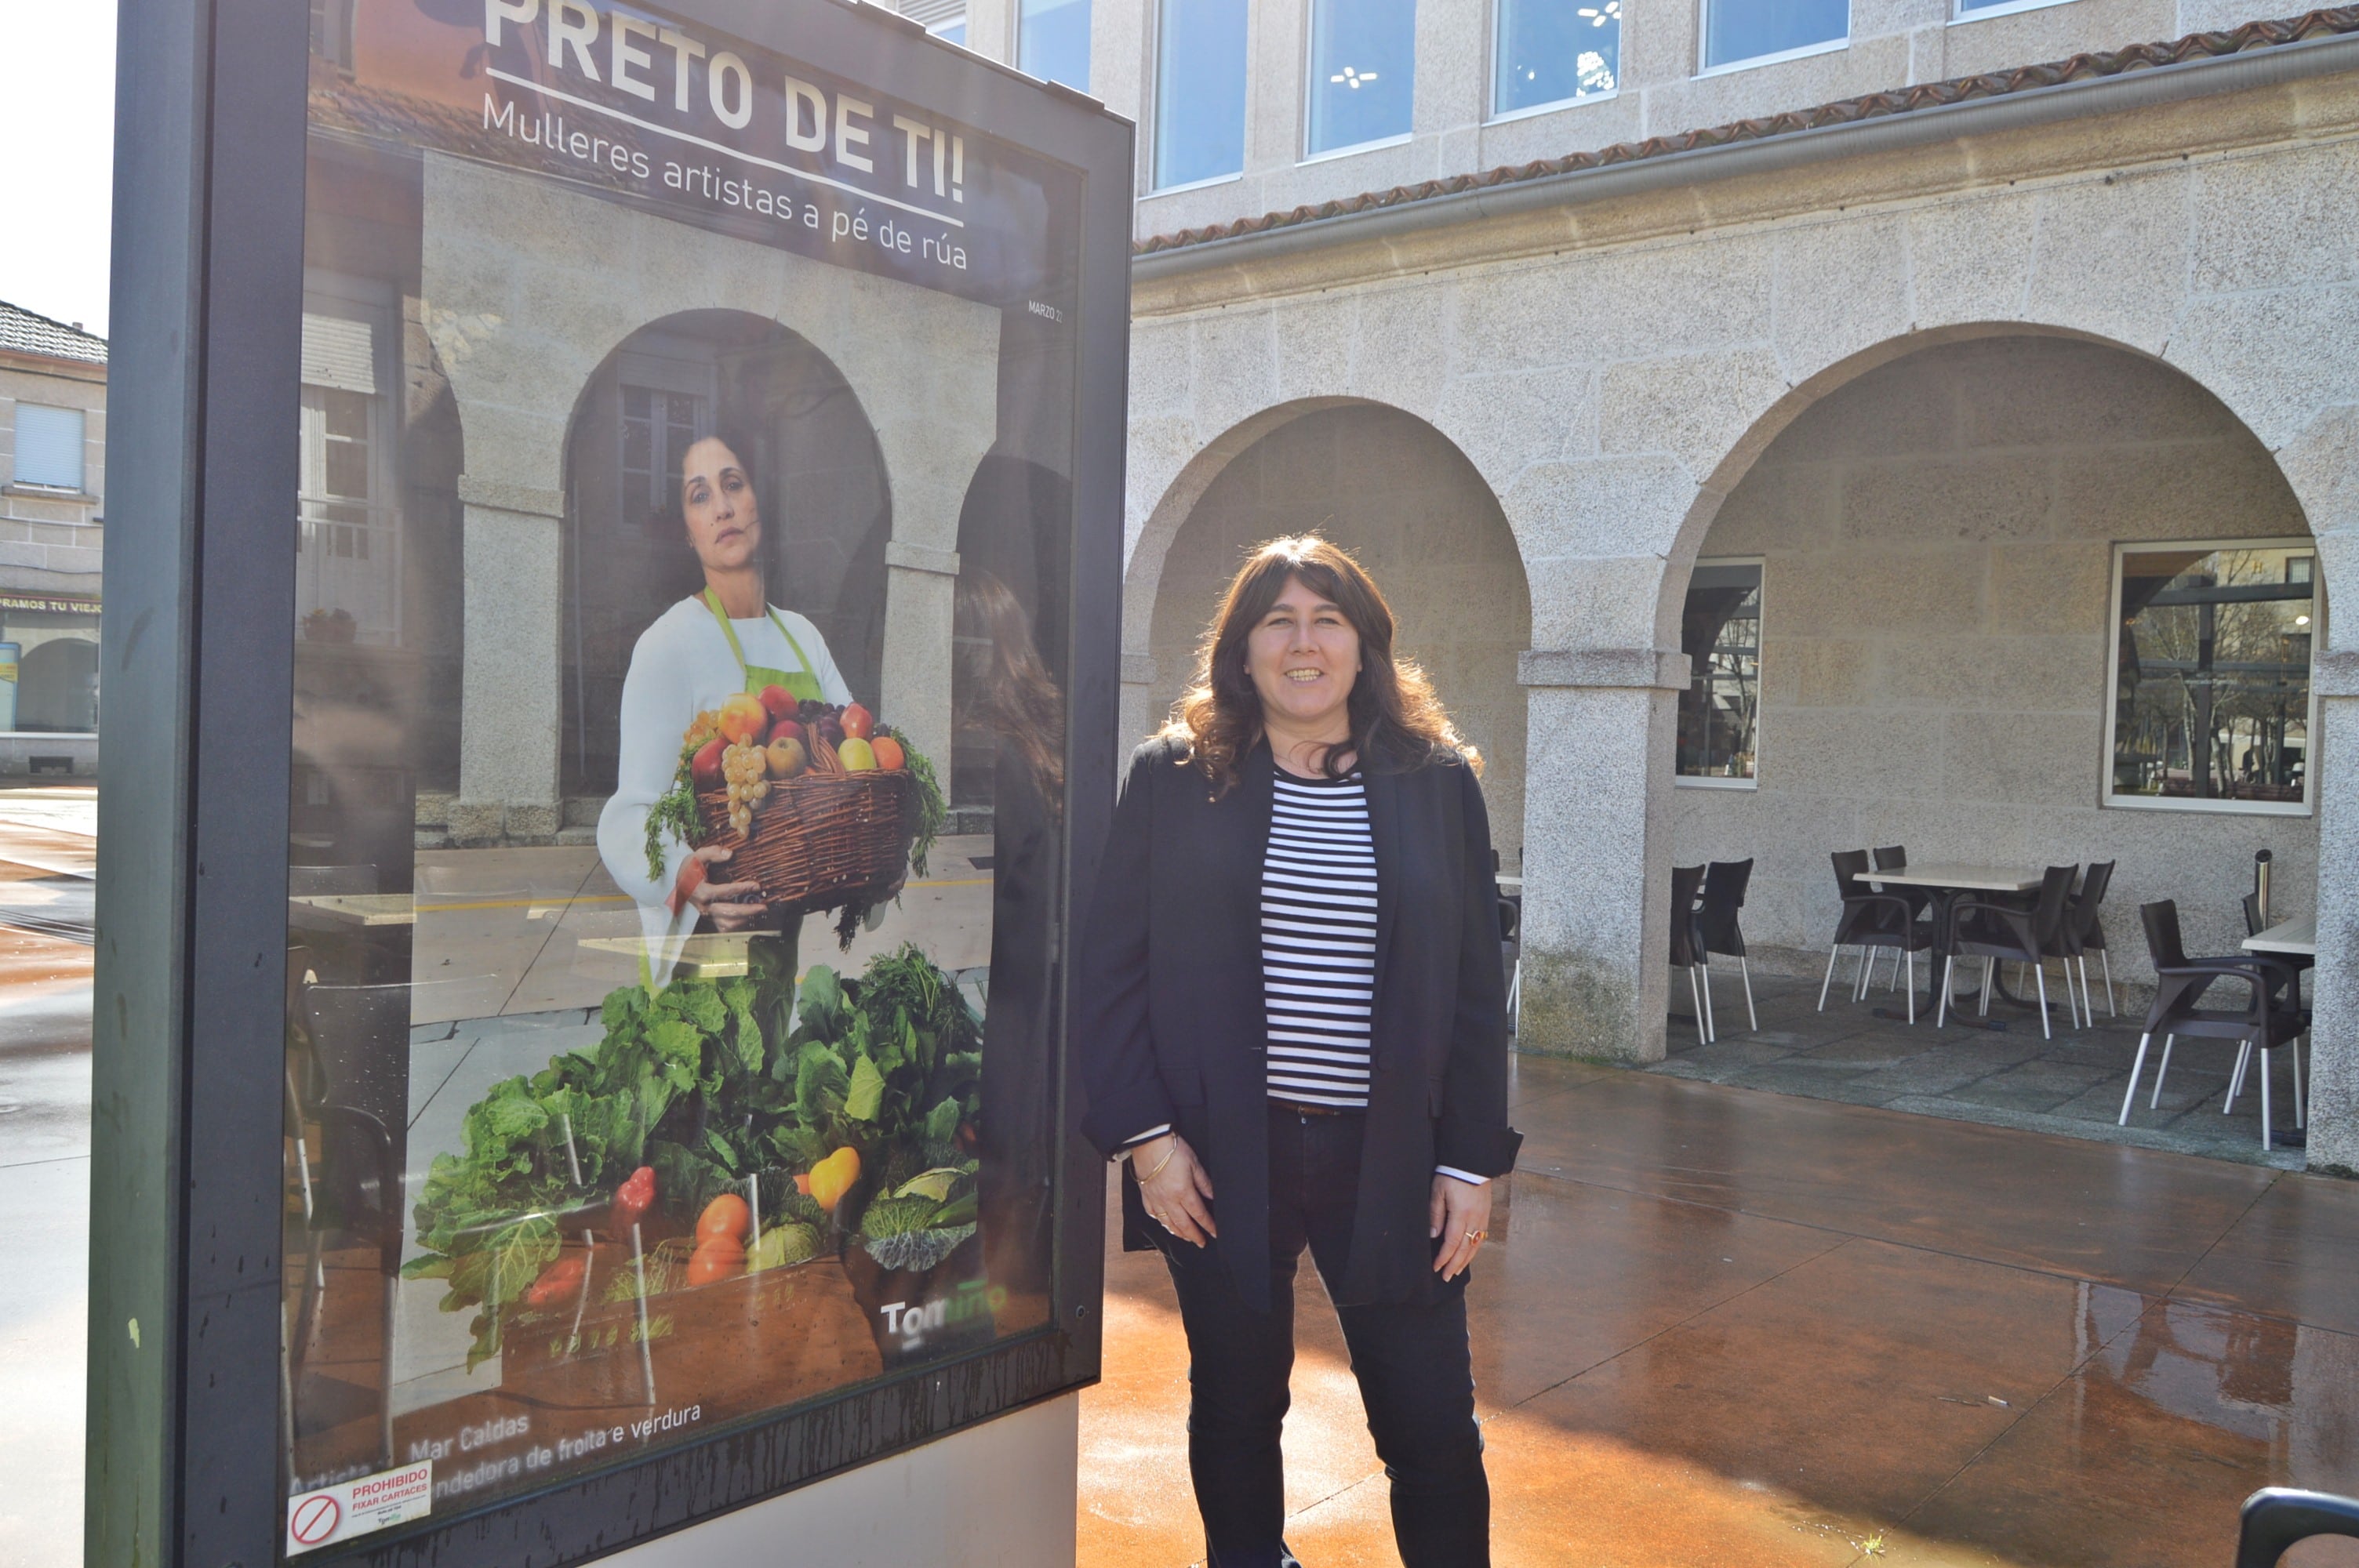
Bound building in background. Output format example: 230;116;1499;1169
0;301;104;775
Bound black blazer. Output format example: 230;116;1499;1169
1077;735;1521;1311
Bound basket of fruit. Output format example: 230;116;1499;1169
645;687;946;926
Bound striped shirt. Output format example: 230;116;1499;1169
1263;772;1379;1107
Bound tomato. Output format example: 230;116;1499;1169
871;736;905;772
608;1167;656;1236
685;1239;744;1287
839;702;874;740
758;684;796;720
696;1193;751;1247
690;735;726;789
520;1254;587;1310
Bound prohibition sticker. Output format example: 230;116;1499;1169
286;1461;432;1555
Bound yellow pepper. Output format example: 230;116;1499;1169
809;1147;861;1211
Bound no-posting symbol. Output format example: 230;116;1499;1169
290;1494;341;1546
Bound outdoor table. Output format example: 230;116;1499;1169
1862;862;2052;1023
576;931;764;980
2244;916;2316;957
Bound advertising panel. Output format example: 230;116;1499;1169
275;0;1104;1548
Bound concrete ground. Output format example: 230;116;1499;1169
0;787;93;1567
1079;1056;2359;1566
1652;967;2312;1171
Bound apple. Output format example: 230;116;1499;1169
765;736;808;779
838;737;877;771
766;717;803;746
871;735;905;771
718;692;768;745
691;735;726;789
758;684;796;720
840;702;874;741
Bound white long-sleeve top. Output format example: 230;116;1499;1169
596;595;855;986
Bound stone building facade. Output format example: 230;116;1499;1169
0;301;104;772
938;0;2359;1169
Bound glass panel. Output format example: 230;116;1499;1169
2112;544;2315;807
288;0;1081;1541
1154;0;1249;187
1702;0;1846;68
12;403;86;490
931;17;969;45
1306;0;1416;155
1494;0;1617;115
1020;0;1091;90
1676;561;1761;780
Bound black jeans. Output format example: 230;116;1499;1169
1154;1102;1489;1568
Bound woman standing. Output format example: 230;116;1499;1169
1078;536;1520;1568
596;432;854;984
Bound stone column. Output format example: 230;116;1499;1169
1514;648;1688;1063
1118;653;1158;765
453;476;565;846
2305;667;2359;1174
880;539;960;784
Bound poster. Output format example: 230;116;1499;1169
282;0;1078;1526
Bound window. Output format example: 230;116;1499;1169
930;15;968;45
1953;0;2069;17
296;308;400;644
13;404;85;492
620;384;708;533
1305;0;1416;157
1493;0;1619;118
2107;541;2318;814
1020;0;1091;90
1676;560;1761;784
1700;0;1847;71
1154;0;1249;188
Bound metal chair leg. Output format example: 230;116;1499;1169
2261;1045;2274;1151
1739;956;1757;1032
2034;962;2052;1041
2101;950;2116;1015
2293;1033;2306;1127
1904;948;1916;1025
2226;1042;2252;1111
1699;956;1717;1043
1979;956;1994;1017
1938;955;1957;1028
2119;1033;2152;1123
1687;964;1708;1047
2151;1035;2175;1109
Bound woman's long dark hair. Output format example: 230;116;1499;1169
956;571;1065;817
1164;535;1477;795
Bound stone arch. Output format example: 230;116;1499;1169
1126;397;1534;860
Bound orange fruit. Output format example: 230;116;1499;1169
871;736;905;771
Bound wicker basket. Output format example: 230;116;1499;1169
692;768;914;917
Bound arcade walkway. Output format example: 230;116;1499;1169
1080;1057;2359;1567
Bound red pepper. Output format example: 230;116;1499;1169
520;1254;587;1311
609;1166;656;1236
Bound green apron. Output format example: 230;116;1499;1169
702;588;823;703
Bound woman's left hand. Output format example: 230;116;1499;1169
1429;1174;1492;1281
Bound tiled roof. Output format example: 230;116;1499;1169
1135;6;2359;256
0;300;107;365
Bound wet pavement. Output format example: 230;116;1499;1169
1652;969;2311;1171
0;787;94;1566
1079;1054;2359;1566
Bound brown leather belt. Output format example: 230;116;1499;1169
1270;1098;1363;1118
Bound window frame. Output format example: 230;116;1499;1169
10;402;89;494
1147;0;1252;193
1693;0;1849;77
1485;0;1623;125
1950;0;2074;23
1299;0;1419;162
1016;0;1091;92
1674;554;1765;791
2101;535;2321;818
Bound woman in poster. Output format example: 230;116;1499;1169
596;431;855;983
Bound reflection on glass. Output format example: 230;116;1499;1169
1307;0;1416;155
1701;0;1847;69
2111;544;2314;808
1154;0;1249;187
282;0;1076;1537
1020;0;1091;91
1676;561;1761;782
1493;0;1618;116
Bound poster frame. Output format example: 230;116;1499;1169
89;0;1131;1562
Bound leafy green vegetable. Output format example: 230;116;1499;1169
643;728;708;883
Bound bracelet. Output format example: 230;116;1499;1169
1133;1142;1178;1184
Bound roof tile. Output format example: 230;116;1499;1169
0;300;107;365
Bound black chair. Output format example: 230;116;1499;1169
1818;850;1932;1022
1695;858;1757;1033
1941;866;2079;1038
2226;893;2310;1126
2063;860;2117;1019
1865;846;1931;994
1670;864;1712;1045
2118;901;2305;1150
2236;1487;2359;1568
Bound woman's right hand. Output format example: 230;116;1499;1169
1130;1133;1216;1247
681;844;767;931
